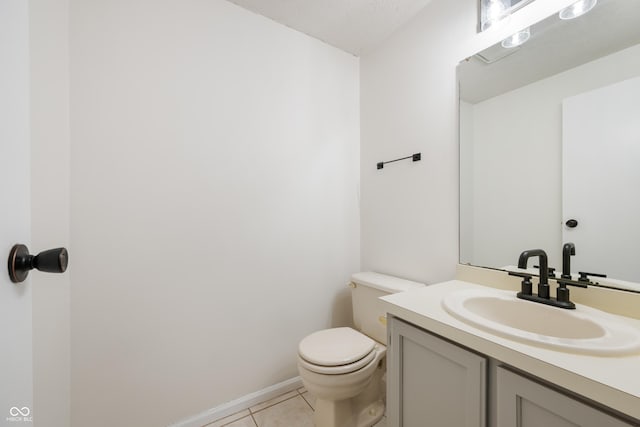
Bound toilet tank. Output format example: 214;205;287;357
350;272;425;345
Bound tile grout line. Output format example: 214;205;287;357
297;389;314;411
205;389;310;427
204;411;248;427
248;392;299;416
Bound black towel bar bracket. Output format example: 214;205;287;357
377;153;421;170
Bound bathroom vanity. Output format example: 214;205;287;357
380;267;640;427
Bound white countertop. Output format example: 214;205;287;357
380;280;640;420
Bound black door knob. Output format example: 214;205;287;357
565;219;579;228
8;244;69;283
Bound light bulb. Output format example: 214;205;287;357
559;0;598;20
501;27;531;49
482;0;508;31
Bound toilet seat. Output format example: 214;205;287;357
299;347;377;375
298;327;379;375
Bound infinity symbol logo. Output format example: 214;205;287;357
9;407;30;416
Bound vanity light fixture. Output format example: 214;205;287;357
501;27;531;48
559;0;598;20
481;0;508;31
480;0;536;32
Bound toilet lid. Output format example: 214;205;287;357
298;327;375;367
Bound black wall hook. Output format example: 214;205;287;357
377;152;421;170
8;244;69;283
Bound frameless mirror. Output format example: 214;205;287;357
459;0;640;292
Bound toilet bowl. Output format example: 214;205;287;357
297;272;424;427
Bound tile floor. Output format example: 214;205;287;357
202;387;387;427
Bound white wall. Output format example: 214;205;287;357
470;77;562;268
459;100;474;264
69;1;359;426
563;75;640;282
360;0;474;285
466;43;640;270
360;0;577;284
30;0;71;425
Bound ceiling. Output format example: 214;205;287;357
227;0;434;56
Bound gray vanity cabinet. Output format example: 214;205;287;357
387;316;639;427
496;367;635;427
387;316;487;427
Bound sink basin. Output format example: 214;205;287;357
442;289;640;355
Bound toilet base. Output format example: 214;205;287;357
314;398;384;427
311;360;386;427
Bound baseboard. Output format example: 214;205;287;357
169;376;303;427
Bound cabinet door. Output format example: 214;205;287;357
497;367;636;427
388;316;487;427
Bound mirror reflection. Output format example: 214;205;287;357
458;0;640;291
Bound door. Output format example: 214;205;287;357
0;0;33;425
562;76;640;282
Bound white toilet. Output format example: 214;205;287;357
297;272;424;427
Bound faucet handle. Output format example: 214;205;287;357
553;277;588;288
578;271;607;284
554;279;577;308
556;280;571;303
508;271;533;296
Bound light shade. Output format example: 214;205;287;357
559;0;598;20
501;27;531;48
